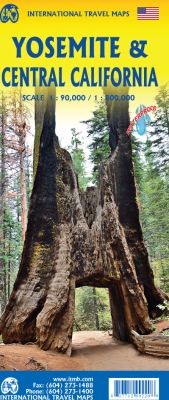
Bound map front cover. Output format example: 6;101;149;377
0;1;168;399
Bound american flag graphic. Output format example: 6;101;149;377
137;7;159;20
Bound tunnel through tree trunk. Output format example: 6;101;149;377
0;85;166;354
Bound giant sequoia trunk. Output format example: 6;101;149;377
0;86;166;354
104;87;166;318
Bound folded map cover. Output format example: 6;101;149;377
0;1;168;399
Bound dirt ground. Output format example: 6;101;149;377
0;327;169;371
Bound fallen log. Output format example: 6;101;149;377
131;330;169;357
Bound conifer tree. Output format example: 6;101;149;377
68;128;89;189
148;83;169;174
82;101;110;181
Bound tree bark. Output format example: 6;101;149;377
104;86;166;317
0;92;7;313
0;85;166;354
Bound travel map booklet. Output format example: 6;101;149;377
0;1;168;400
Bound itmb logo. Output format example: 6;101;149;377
1;378;19;394
0;4;19;23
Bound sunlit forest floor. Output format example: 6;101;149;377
0;326;169;371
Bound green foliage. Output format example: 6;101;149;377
82;101;110;182
1;85;169;326
75;287;112;331
80;90;169;302
152;258;169;293
0;180;26;310
0;91;33;312
133;140;169;294
131;135;144;194
148;83;169;174
26;146;33;205
139;138;169;274
68;128;89;189
162;330;169;335
129;85;169;296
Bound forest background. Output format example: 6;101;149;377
0;85;168;332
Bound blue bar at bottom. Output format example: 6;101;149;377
0;371;168;400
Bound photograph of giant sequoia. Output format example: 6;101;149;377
0;83;168;371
